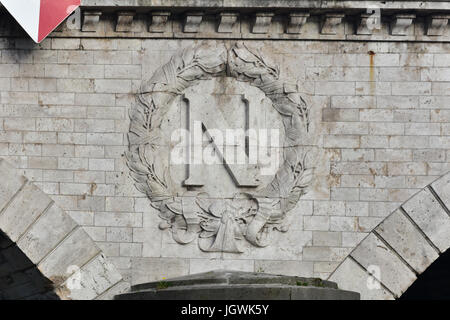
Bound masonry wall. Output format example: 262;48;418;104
0;35;449;286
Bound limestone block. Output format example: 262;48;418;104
254;260;313;277
131;257;189;285
218;12;238;33
106;227;132;242
315;81;354;95
94;51;133;64
390;14;415;36
431;172;450;210
320;13;345;35
402;188;450;252
38;227;100;283
350;233;416;297
358;217;383;232
357;13;379;35
77;195;105;212
149;11;171;33
119;243;142;257
63;253;122;300
392;82;431;95
0;159;27;212
105;197;134;212
95;211;141;227
17;203;78;264
52;38;81;50
116;12;135;32
105;65;141;79
342;232;367;247
0;182;51;242
375;209;439;274
286;12;309;34
304;216;330;231
183;12;203;33
346;202;369;216
302;247;352;262
427;15;450;36
82;11;102;32
190;259;254;274
329;258;394;300
313;201;346;216
252;13;273;34
330;217;356;232
313;231;342;246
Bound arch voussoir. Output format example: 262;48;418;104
329;171;450;300
0;158;129;299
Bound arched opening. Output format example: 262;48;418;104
0;230;59;300
400;249;450;300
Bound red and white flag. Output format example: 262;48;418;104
0;0;80;43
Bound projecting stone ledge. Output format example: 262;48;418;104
114;270;360;300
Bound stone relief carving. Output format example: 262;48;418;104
127;42;312;253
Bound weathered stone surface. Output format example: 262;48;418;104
375;209;439;274
0;159;27;212
329;258;394;300
17;203;77;264
350;233;416;297
116;12;135;33
431;172;450;210
0;160;124;299
63;253;122;300
79;0;450;11
0;182;52;242
252;13;273;33
320;13;345;35
402;188;450;252
357;13;379;35
131;257;189;285
427;15;450;36
116;270;358;300
183;12;203;33
391;14;415;36
286;12;309;34
37;227;100;282
149;12;171;33
82;11;102;32
217;12;238;33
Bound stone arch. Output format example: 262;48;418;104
0;159;129;299
329;172;450;300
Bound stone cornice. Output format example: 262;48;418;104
79;1;450;12
1;1;450;41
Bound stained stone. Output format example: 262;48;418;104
329;258;394;300
350;233;416;297
431;172;450;210
115;270;359;300
375;209;439;274
402;188;450;253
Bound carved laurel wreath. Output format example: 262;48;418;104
127;42;313;253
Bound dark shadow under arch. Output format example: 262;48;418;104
400;249;450;300
0;230;59;300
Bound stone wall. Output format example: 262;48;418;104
0;159;127;299
329;172;450;299
0;1;449;295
